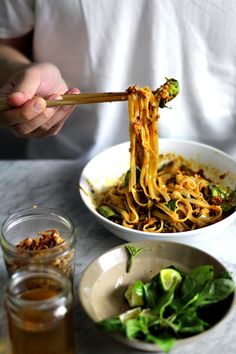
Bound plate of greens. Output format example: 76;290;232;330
79;240;235;352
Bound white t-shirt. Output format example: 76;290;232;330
0;0;236;161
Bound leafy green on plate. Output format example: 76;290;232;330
97;265;235;353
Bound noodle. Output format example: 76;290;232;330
97;80;235;233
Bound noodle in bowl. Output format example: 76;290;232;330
79;139;236;245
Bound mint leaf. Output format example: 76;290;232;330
178;307;208;334
147;332;176;353
125;318;144;338
197;278;235;306
97;317;124;333
181;265;214;302
125;245;146;273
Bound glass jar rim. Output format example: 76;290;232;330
0;206;75;256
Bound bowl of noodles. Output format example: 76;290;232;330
79;139;236;244
79;84;236;244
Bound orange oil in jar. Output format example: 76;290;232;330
6;267;75;354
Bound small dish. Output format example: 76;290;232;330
79;240;235;352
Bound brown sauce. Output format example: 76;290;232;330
8;288;75;354
20;288;58;301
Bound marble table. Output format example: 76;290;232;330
0;160;235;354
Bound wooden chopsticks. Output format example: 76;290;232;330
46;92;129;107
0;92;129;112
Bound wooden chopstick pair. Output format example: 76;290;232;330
0;92;129;112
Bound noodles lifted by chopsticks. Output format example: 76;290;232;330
97;80;235;233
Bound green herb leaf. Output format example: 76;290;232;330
124;169;130;187
147;332;176;353
222;190;236;212
97;317;124;333
124;166;141;187
166;200;177;211
125;318;143;338
178;307;208;334
97;205;120;220
143;282;159;309
180;265;214;303
197;278;235;306
125;245;147;273
154;288;175;319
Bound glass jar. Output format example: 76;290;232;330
5;266;76;354
0;207;76;280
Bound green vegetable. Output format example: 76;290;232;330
180;265;214;303
143;282;159;309
97;205;120;220
147;333;176;353
209;184;229;199
97;265;235;353
166;200;177;211
196;277;235;306
124;280;144;307
155;78;180;108
124;170;130;187
209;183;236;212
125;245;147;273
124;166;141;187
177;307;208;334
97;317;125;334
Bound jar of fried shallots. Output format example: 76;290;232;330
5;266;75;354
0;207;76;281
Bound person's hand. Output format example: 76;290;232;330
0;62;80;138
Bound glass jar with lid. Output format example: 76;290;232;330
5;265;76;354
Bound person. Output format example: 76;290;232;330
0;0;236;162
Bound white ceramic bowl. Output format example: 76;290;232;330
79;139;236;244
79;240;235;352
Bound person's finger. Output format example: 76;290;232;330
6;92;30;108
32;117;68;139
13;94;68;137
12;94;63;133
0;96;46;126
11;102;72;138
28;104;75;138
65;87;80;95
28;88;80;137
54;87;80;111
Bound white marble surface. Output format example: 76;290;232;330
0;160;235;354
